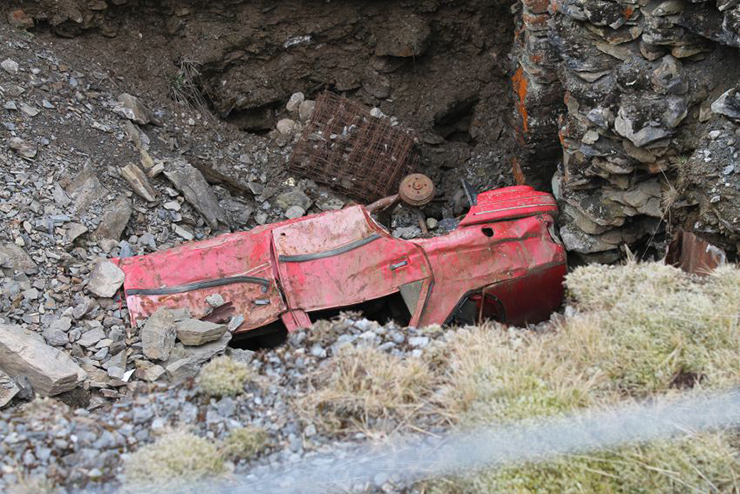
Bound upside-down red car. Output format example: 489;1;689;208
116;177;566;340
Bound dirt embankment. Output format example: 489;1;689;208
17;0;517;198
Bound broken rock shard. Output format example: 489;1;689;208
176;319;228;346
141;308;191;361
120;163;157;202
164;160;230;230
113;93;155;125
0;325;85;396
94;197;132;241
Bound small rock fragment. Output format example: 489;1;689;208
78;327;105;347
141;308;190;361
94;197;132;241
163;200;181;211
173;224;194;241
0;243;36;273
65;222;88;243
42;317;72;347
120;164;157;201
8;137;37;159
113;93;155;125
66;164;106;213
7;9;35;30
88;260;125;298
285;206;306;219
0;370;19;408
298;100;316;122
276;118;297;135
140;363;166;382
19;102;39;117
276;188;312;211
164;160;229;230
176;319;228;346
286;92;305;113
711;87;740;119
1;59;18;74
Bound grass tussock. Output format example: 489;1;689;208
124;431;225;487
169;57;210;118
430;434;740;494
565;262;740;393
221;427;269;461
423;262;740;492
303;346;434;432
428;323;599;425
197;356;253;397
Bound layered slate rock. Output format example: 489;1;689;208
141;308;190;361
176;319;227;346
513;0;740;259
0;324;85;396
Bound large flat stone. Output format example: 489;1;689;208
0;324;86;396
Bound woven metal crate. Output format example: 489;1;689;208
289;92;418;203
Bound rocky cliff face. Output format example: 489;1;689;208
512;0;740;260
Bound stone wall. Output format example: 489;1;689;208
512;0;740;260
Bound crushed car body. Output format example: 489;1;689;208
116;184;567;336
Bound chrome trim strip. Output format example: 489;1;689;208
126;276;270;296
278;233;382;262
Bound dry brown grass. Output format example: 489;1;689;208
221;427;269;461
290;262;740;491
301;346;434;433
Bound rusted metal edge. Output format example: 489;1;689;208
278;234;382;263
666;230;727;276
125;276;270;296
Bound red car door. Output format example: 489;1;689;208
272;206;432;325
119;226;287;331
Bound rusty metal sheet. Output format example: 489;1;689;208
275;210;431;315
458;185;558;227
666;230;727;276
117;226;286;330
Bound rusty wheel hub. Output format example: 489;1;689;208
398;173;435;207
